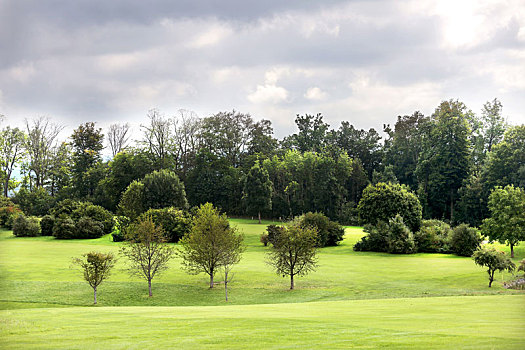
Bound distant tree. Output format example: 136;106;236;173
72;251;116;304
473;248;515;287
71;122;104;199
120;217;175;297
244;161;272;223
357;182;422;232
481;185;525;258
247;119;278;157
106;123;130;157
267;224;318;290
179;203;244;289
0;126;26;197
291;113;329;153
480;98;507;153
142;169;188;210
24;117;64;189
172;109;201;178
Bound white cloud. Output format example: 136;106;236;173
304;87;328;101
247;84;289;104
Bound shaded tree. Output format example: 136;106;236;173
473;248;515;287
72;251;116;304
142;169;188;210
291;113;329;153
244;161;272;223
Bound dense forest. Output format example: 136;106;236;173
1;98;523;227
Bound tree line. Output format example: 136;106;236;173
0;97;523;226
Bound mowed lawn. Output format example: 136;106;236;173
0;219;524;348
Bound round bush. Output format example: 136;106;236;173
13;215;41;237
51;199;82;217
53;214;76;239
414;219;452;253
295;212;345;247
142;170;189;210
118;180;145;220
72;204;114;234
137;207;191;242
386;215;416;254
40;215;55;236
358;182;422;232
0;206;23;228
450;224;483;257
75;216;105;239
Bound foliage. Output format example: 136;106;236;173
243;161;272;223
295;212;345;247
473;248;515;287
137;207;191;243
450;224;483;257
179;203;244;288
260;233;269;246
52;214;77;239
266;224;318;289
142;169;189;210
72;251;116;304
481;185;525;258
75;216;105;239
111;216;131;242
40;215;55;236
50;199;82;217
414;219;452;253
0;205;23;228
13;187;54;216
386;215;417;254
12;214;41;237
0;126;26;197
118;180;145;220
357;182;422;232
266;224;285;246
353;222;389;252
120;216;175;296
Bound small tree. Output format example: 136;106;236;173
267;225;318;290
120;217;175;296
179;203;244;289
481;185;525;258
244;161;272;224
72;251;116;304
473;248;515;287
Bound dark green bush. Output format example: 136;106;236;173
296;212;345;247
75;216;105;239
51;199;82;217
13;215;41;237
450;224;483;257
142;169;189;210
266;224;284;247
353;222;389;252
0;205;23;228
386;215;416;254
136;207;191;242
53;214;77;239
72;203;113;234
13;187;54;216
40;215;55;236
414;219;452;253
358;182;422;232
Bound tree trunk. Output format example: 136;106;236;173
488;270;494;287
290;272;294;290
258;212;261;224
94;286;97;304
224;270;228;302
450;188;454;223
148;279;152;297
510;244;514;259
210;272;214;288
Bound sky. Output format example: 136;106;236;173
1;0;524;140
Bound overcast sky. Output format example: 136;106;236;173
1;0;524;140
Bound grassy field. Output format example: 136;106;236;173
1;219;524;348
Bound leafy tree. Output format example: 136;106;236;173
120;217;175;297
137;207;191;243
13;187;54;216
142;169;188;210
386;215;416;254
357;182;422;232
416;100;471;221
481;185;525;258
71;122;104;199
72;251;116;304
244;161;272;223
295;212;345;247
473;248;515;287
290;113;329;153
0;126;26;197
267;224;318;290
450;224;483;257
456;174;487;227
178;203;244;288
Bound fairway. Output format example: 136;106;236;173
1;219;524;348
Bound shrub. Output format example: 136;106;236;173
75;216;105;239
137;207;191;243
13;215;41;237
386;215;416;254
414;219;452;253
111;216;131;242
51;199;82;217
266;224;285;247
260;233;269;246
40;215;55;236
53;214;77;239
295;212;345;247
358;182;422;232
118;180;145;220
0;206;23;228
72;203;114;234
142;169;189;210
353;222;389;252
451;224;483;257
13;187;54;216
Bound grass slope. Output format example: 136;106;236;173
1;295;524;349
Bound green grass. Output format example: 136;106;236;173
0;219;524;348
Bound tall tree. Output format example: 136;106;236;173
141;109;174;169
71;122;104;199
416;100;471;221
244;161;272;223
120;217;175;297
179;203;244;288
172;109;201;179
291;113;329;153
106;123;130;157
24;117;64;189
0;126;26;197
